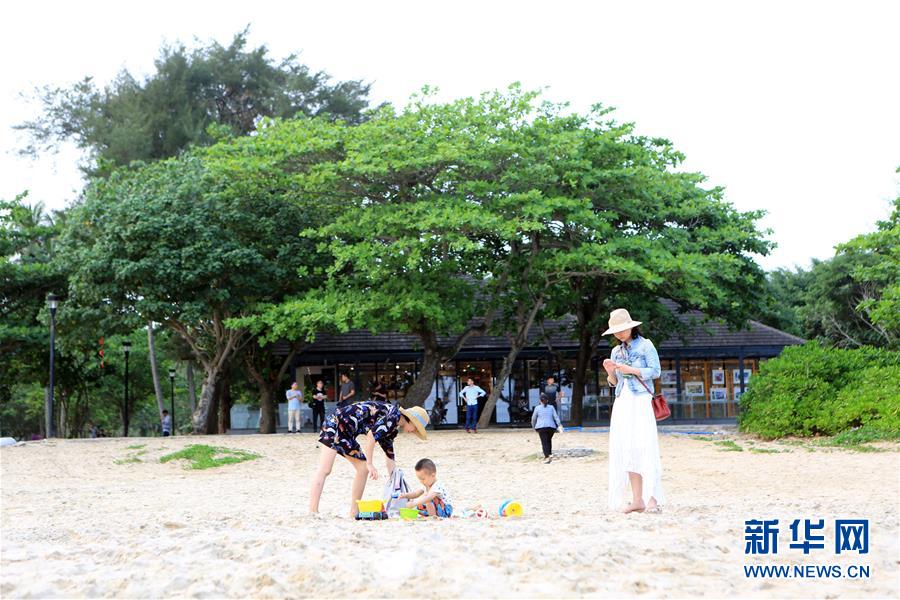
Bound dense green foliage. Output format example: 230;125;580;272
16;29;371;176
57;134;325;432
233;87;773;423
758;195;898;349
739;342;900;439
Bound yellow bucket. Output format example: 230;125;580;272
356;499;384;513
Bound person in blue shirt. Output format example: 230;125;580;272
602;308;665;514
459;378;487;433
286;382;303;433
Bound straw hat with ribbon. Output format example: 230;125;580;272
602;308;643;336
398;406;430;440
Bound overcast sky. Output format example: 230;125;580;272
2;1;897;271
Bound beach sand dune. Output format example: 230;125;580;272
1;430;897;598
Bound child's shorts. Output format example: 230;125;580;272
417;497;453;518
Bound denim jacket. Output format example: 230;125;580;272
609;335;661;397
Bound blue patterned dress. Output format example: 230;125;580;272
318;401;401;461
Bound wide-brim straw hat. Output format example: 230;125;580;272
602;308;643;336
398;406;429;440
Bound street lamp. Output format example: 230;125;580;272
46;294;59;438
122;340;132;436
168;367;176;436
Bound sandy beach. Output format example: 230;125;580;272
1;429;897;599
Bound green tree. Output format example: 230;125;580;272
16;28;371;176
57;131;325;432
1;194;65;435
757;268;811;338
836;195;899;346
475;103;771;427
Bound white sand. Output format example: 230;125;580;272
1;430;897;598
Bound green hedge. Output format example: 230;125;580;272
739;342;900;440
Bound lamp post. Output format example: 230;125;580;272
122;340;132;436
46;294;59;438
168;367;176;436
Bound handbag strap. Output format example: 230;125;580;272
633;373;655;396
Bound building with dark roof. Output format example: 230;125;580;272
268;307;804;427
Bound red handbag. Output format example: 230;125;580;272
635;376;671;422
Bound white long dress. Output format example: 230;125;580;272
608;383;665;509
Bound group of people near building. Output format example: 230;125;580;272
301;306;664;516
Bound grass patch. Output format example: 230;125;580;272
159;444;260;470
126;443;147;450
691;436;712;442
749;447;784;454
115;447;149;465
713;440;743;452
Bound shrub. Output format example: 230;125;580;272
739;342;900;439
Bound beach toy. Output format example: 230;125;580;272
399;507;419;520
356;499;385;513
355;510;388;520
475;508;488;519
498;500;523;517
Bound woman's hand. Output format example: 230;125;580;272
366;462;379;480
616;363;641;376
602;359;617;376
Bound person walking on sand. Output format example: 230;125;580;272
286;382;303;434
459;377;486;433
602;308;665;514
311;380;327;431
532;395;563;463
308;401;430;518
338;373;356;408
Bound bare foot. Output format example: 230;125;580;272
622;501;645;514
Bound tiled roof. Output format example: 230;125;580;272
292;304;804;355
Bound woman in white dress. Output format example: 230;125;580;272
602;308;665;513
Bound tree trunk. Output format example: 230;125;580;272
218;374;231;434
58;392;67;438
402;343;441;409
193;364;223;434
570;331;595;426
403;323;492;408
478;296;544;429
481;347;519;430
185;360;197;414
258;385;276;433
245;341;303;433
147;322;166;418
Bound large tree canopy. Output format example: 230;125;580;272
16;28;371;176
231;86;773;427
57;123;331;432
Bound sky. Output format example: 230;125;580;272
1;0;897;271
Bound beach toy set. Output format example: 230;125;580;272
357;498;523;520
355;499;388;521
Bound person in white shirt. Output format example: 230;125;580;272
397;458;454;517
459;377;487;433
286;382;303;434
